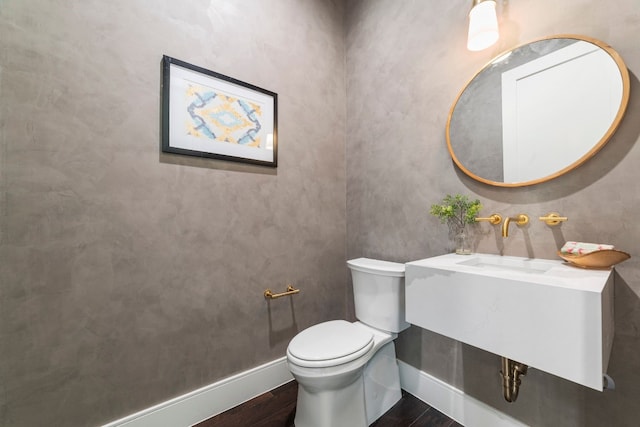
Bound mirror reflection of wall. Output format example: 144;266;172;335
447;35;629;187
501;41;622;182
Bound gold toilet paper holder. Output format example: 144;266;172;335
264;284;300;299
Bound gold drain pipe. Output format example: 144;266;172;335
500;357;528;403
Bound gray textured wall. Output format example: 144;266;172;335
4;1;640;426
0;1;347;426
347;0;640;426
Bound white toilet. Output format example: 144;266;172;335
286;258;410;427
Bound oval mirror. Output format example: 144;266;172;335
446;35;630;187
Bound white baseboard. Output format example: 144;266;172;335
102;357;294;427
398;361;527;427
102;357;524;427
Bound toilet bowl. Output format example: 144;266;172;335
286;258;410;427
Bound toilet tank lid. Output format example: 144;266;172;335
347;258;405;277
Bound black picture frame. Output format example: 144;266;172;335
161;55;278;167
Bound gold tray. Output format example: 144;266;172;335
557;249;630;269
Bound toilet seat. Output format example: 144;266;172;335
287;320;374;368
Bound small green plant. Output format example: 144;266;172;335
429;194;482;232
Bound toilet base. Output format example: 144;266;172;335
294;368;367;427
292;339;402;427
363;341;402;424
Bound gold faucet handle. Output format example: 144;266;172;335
514;214;529;225
539;212;567;226
475;214;502;225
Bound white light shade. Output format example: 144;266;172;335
467;0;499;51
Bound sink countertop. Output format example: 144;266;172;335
407;253;612;293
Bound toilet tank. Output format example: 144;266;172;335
347;258;410;333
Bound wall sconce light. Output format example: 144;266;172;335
467;0;499;51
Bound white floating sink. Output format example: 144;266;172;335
405;253;614;390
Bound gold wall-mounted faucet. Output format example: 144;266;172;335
502;214;529;237
475;214;502;225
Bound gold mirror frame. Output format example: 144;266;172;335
446;34;630;187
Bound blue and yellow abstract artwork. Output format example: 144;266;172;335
163;55;277;166
185;84;263;147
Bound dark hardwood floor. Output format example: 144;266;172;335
195;381;462;427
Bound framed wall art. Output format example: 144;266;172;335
161;55;278;167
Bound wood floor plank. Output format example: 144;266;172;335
370;390;430;427
194;382;297;427
410;407;456;427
